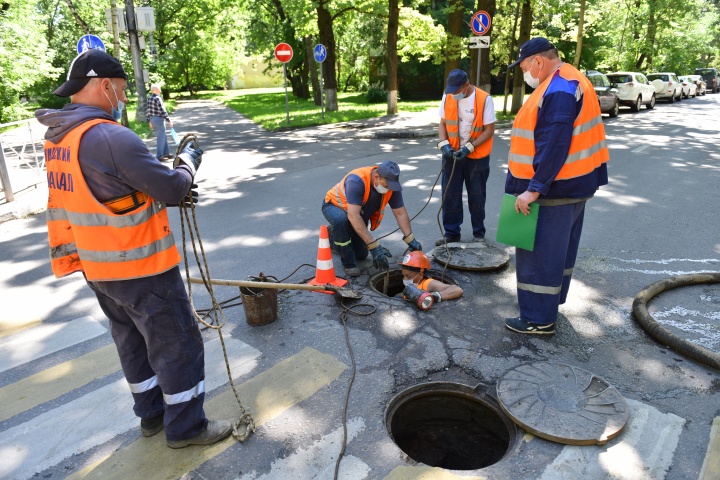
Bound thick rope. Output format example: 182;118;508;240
176;133;255;441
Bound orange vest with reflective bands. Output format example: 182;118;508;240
444;87;493;159
417;277;432;291
45;118;181;281
508;64;609;180
324;166;393;231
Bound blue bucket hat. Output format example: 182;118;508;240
509;37;556;68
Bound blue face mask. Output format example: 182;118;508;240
106;82;125;122
451;86;466;101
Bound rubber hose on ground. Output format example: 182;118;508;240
631;272;720;371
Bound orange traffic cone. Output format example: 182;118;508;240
308;225;348;293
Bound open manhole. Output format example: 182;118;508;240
369;269;458;298
385;382;517;470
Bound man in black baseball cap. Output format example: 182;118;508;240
35;49;234;448
53;49;128;97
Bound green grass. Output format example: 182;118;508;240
173;88;515;131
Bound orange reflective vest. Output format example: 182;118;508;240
45;118;181;281
417;277;432;291
508;64;609;180
444;87;493;159
324;166;393;231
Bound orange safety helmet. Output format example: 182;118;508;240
400;251;431;270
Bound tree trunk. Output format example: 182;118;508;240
444;0;464;84
317;0;338;111
306;37;321;106
573;0;586;68
64;0;89;34
386;0;399;114
512;0;532;114
503;0;521;114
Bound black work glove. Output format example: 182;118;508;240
403;232;422;252
168;184;198;207
441;144;456;163
454;142;474;162
367;240;391;270
174;143;203;176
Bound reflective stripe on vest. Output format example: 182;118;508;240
45;118;181;281
508;64;609;180
444;87;493;159
324;166;393;231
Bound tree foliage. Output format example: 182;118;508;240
2;0;720;121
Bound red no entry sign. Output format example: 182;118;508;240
274;43;293;63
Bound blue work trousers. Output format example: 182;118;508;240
441;154;490;239
86;266;207;441
150;116;170;159
515;201;586;325
322;202;369;268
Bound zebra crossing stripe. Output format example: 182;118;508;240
0;318;42;338
384;466;487;479
0;316;106;374
699;417;720;480
67;347;347;480
0;336;260;480
0;343;119;422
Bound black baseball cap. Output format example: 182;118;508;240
509;37;556;68
377;161;402;192
53;49;128;97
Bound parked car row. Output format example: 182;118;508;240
585;67;718;117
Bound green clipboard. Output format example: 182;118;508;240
495;194;539;251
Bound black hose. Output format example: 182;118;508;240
631;272;720;371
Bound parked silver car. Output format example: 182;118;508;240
647;72;683;102
680;74;706;96
606;72;656;111
678;75;698;97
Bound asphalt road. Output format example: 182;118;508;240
0;93;719;480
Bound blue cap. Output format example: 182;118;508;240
445;69;468;94
509;37;555;68
377;161;402;192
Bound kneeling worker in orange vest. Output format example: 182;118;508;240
400;251;463;302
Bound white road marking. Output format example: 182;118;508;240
540;399;685;480
0;316;106;373
0;336;260;480
238;417;368;480
631;145;650;153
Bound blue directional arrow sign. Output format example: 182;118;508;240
313;44;327;63
471;11;491;36
77;35;106;54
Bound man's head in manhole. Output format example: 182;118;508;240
399;251;464;302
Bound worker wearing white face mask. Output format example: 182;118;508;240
322;161;422;277
436;69;496;246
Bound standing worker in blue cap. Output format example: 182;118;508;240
435;69;496;245
322;161;423;277
504;37;609;334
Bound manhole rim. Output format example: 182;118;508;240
367;269;459;299
385;381;520;470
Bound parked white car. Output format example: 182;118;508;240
606;72;656;111
679;75;700;97
647;72;683;102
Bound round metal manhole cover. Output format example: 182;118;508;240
496;362;629;445
429;242;509;271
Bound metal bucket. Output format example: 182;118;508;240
240;276;278;326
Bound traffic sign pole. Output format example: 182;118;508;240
313;44;327;122
283;63;290;125
274;43;294;125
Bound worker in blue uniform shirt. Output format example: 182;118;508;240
504;37;609;334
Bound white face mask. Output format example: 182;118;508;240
523;60;540;89
374;181;389;194
402;278;414;287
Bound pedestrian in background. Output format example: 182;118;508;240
147;83;173;161
504;37;609;335
36;49;232;448
322;161;423;277
436;69;496;246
